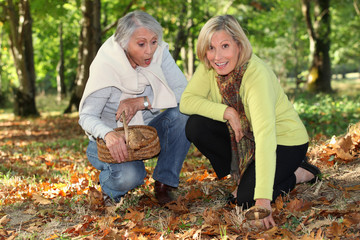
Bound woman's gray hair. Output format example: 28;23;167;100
114;11;163;50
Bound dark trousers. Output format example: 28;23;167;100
185;115;308;209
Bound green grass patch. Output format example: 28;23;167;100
289;90;360;138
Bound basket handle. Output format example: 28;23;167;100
122;112;129;143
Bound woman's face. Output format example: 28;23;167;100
126;27;158;68
206;30;240;75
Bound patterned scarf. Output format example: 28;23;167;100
216;62;255;184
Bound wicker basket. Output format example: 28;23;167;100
97;125;161;163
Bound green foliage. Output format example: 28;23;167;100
32;0;80;93
0;0;358;110
282;214;301;231
0;89;12;110
0;24;17;91
243;0;309;80
35;94;71;113
331;0;360;74
291;89;360;138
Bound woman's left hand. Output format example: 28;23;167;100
255;198;276;229
116;97;145;124
223;107;244;142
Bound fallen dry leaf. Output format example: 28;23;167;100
286;198;307;212
326;221;345;238
202;208;221;225
305;219;333;233
185;187;204;200
124;208;145;223
1;116;360;240
0;215;10;226
337;135;353;152
32;193;52;205
165;196;189;214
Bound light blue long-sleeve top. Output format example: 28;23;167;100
79;47;187;140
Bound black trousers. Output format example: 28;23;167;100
185;115;308;209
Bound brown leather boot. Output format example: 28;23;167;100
154;181;175;205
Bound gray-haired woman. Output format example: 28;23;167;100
79;11;190;206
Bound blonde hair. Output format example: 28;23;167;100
197;15;252;69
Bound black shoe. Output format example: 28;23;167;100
154;181;175;205
300;157;322;184
227;193;237;205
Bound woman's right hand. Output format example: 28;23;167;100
255;199;276;229
223;107;244;142
104;131;128;163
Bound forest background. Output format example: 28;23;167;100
0;0;360;239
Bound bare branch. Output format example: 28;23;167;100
301;0;316;41
101;0;136;35
354;0;360;16
101;19;118;35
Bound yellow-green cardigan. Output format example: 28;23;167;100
180;54;309;201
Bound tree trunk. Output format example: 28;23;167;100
64;0;135;113
292;16;304;88
0;25;3;91
301;0;332;92
186;34;194;79
64;0;101;113
56;22;66;103
6;0;38;116
172;1;188;62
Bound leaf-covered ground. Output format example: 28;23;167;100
0;113;359;240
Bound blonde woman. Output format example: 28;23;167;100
180;15;320;229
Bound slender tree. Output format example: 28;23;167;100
56;22;66;102
172;1;190;62
0;24;3;91
3;0;38;116
301;0;332;92
64;0;102;113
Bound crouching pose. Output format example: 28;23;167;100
79;11;190;206
180;15;320;229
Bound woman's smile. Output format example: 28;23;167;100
215;61;228;69
206;30;240;75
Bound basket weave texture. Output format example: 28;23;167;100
97;125;161;163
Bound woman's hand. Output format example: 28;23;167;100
116;97;149;124
255;198;276;229
104;131;128;163
223;107;244;142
